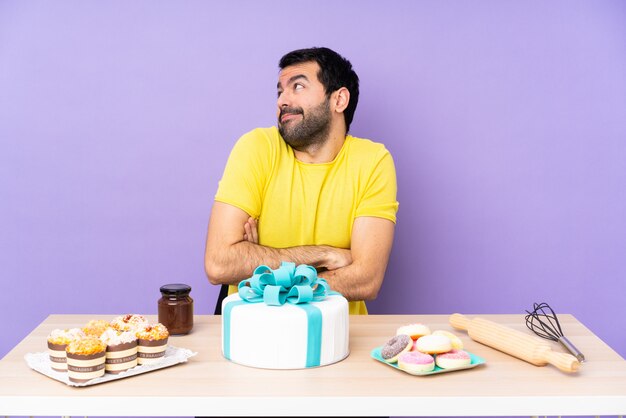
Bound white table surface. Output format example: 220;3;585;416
1;313;625;416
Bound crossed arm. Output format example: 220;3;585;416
204;201;395;301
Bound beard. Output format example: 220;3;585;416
278;98;332;151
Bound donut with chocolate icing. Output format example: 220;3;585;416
381;334;412;363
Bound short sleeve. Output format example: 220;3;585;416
214;129;273;218
355;149;399;223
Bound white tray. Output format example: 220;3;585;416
25;345;197;387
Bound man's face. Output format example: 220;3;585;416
277;61;332;150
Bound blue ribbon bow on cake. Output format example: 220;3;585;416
237;261;331;306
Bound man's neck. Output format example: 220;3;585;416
293;127;347;164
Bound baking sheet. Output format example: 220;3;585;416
25;345;197;387
371;346;486;376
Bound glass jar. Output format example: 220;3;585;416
158;284;194;335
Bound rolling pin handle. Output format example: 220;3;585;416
544;350;580;373
449;313;471;331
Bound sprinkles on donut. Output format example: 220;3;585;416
381;334;412;363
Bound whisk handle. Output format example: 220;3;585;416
558;336;586;363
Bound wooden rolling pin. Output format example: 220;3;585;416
450;313;580;373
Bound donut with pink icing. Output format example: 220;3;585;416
398;351;435;373
435;349;472;369
381;334;412;363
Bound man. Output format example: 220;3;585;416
205;47;398;315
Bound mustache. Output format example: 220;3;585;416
279;107;304;119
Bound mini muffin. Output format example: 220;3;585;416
65;337;107;383
136;323;169;365
47;328;85;372
110;314;149;332
83;320;112;337
100;328;138;374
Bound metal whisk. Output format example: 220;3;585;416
525;302;585;363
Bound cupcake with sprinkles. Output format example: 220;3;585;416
65;337;107;383
111;314;149;332
83;319;112;338
100;328;138;374
47;328;85;372
136;323;169;365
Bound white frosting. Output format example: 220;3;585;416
110;315;148;331
99;328;137;346
47;328;85;342
222;293;349;369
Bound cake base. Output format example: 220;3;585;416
222;293;349;369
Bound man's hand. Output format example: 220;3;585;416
319;216;395;301
243;217;258;244
322;247;352;270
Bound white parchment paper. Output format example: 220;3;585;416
25;345;197;387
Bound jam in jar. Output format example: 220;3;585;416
158;284;193;335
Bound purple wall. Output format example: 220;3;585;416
1;0;625;365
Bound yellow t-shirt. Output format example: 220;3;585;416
215;127;399;314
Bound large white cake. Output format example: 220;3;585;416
221;293;349;369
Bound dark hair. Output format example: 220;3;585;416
279;47;360;132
